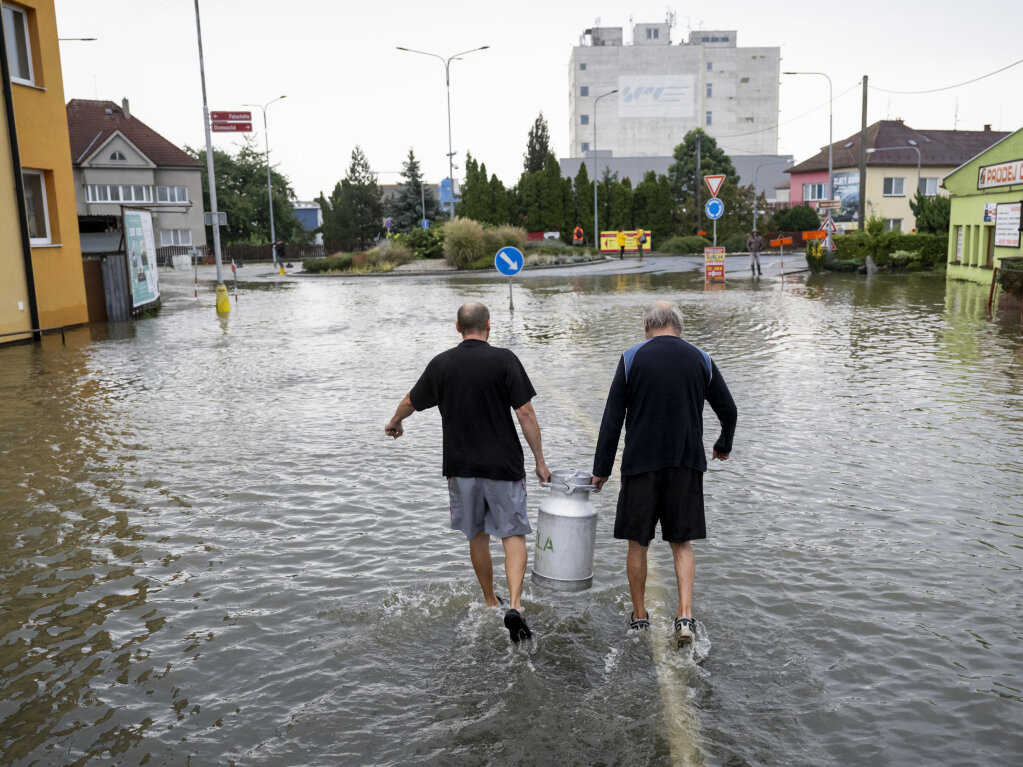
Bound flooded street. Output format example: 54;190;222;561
2;259;1021;766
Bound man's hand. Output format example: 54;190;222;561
535;461;552;485
713;449;729;461
590;476;608;492
385;393;415;440
384;419;404;439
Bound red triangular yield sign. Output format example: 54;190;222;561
704;174;725;197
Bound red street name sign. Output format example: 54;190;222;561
212;122;252;132
211;111;251;122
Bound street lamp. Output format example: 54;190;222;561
752;158;793;231
783;71;833;202
242;95;287;269
592;89;618;249
396;45;489;220
865;143;921;194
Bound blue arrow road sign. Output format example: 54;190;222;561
705;197;724;220
495;246;524;276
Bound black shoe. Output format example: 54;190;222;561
503;609;532;643
628;612;650;631
674;616;696;647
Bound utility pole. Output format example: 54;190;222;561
695;132;702;235
858;75;868;231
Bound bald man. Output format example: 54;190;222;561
386;303;551;643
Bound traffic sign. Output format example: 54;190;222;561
211;111;251;122
211;121;252;132
818;200;842;209
421;219;429;229
820;214;838;233
770;236;793;247
494;246;524;276
705;197;724;220
803;230;827;240
704;174;726;197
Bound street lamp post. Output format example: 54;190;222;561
752;158;794;231
396;45;489;220
592;89;618;249
242;95;287;269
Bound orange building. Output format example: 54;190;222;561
2;0;87;341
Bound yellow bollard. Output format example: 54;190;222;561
280;266;285;276
215;284;231;314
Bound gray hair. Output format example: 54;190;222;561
643;301;684;335
457;302;490;334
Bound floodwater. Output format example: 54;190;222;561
1;257;1021;767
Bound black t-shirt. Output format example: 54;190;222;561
409;339;536;480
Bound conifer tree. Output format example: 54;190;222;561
386;148;441;232
523;112;552;175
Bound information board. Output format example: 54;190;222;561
122;209;160;308
704;247;725;282
995;202;1021;248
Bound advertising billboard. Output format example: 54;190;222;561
123;209;160;308
994;202;1021;248
704;247;725;282
618;76;694;118
831;170;860;224
600;230;652;254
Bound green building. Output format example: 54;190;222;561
945;128;1023;284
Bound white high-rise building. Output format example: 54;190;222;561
569;23;780;160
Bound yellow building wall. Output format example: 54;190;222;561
9;0;88;328
1;96;32;341
864;164;955;233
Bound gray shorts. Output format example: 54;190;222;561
447;477;531;540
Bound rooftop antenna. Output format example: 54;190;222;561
667;9;677;28
954;98;959;130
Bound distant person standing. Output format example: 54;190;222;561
573;224;585;247
636;227;646;261
274;238;287;270
590;301;737;647
617;228;626;259
385;303;552;643
746;229;763;276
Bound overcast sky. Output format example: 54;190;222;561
53;0;1023;201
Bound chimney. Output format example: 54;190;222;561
121;98;130;119
983;124;992;131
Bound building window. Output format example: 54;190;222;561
885;219;903;232
160;229;192;246
22;170;50;244
918;177;939;197
706;83;712;98
86;184;153;203
705;111;712;126
581;142;589;153
646;28;659;39
580;86;589;97
156;186;188;203
3;5;34;85
883;177;905;196
580;114;589;125
722;36;730;42
579;62;586;70
110;151;126;161
706;62;712;71
802;183;826;201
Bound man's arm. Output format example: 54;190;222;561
384;392;415;439
706;362;737;460
514;401;552;484
590;358;627;491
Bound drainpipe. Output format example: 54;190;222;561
1;17;41;339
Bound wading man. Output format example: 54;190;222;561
385;303;551;643
590;301;737;647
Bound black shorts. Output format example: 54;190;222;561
614;466;706;545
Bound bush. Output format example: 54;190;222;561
369;240;412;267
303;253;353;273
805;241;825;274
723;233;748;253
774;205;821;232
482;225;528;257
443;217;487;268
997;259;1023;298
825;259;861;272
890;232;948;268
400;225;446;259
660;235;713;254
832;233;869;263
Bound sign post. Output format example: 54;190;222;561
771;236;793;278
704;246;726;283
705;197;724;246
495;246;524;311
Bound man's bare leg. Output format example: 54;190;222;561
502;535;527;610
670;541;695;617
626;540;650;620
469;531;501;606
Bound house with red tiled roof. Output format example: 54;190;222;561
785;119;1010;233
66;98;205;254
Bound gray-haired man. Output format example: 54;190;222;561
385;302;551;643
591;301;737;647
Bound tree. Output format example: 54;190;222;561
187;137;305;246
909;190;951;233
523;112;551;175
667;129;740;202
573;163;593;243
633;171;677;242
386;148;441;233
318;146;383;251
608;176;633;229
774;204;822;232
538;152;564;232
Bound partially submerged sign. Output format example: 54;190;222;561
704;246;725;282
123;209;160;309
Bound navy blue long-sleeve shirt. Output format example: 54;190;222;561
592;335;737;478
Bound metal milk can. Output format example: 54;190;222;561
531;469;599;592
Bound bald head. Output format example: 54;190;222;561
456;302;490;338
643;301;684;336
